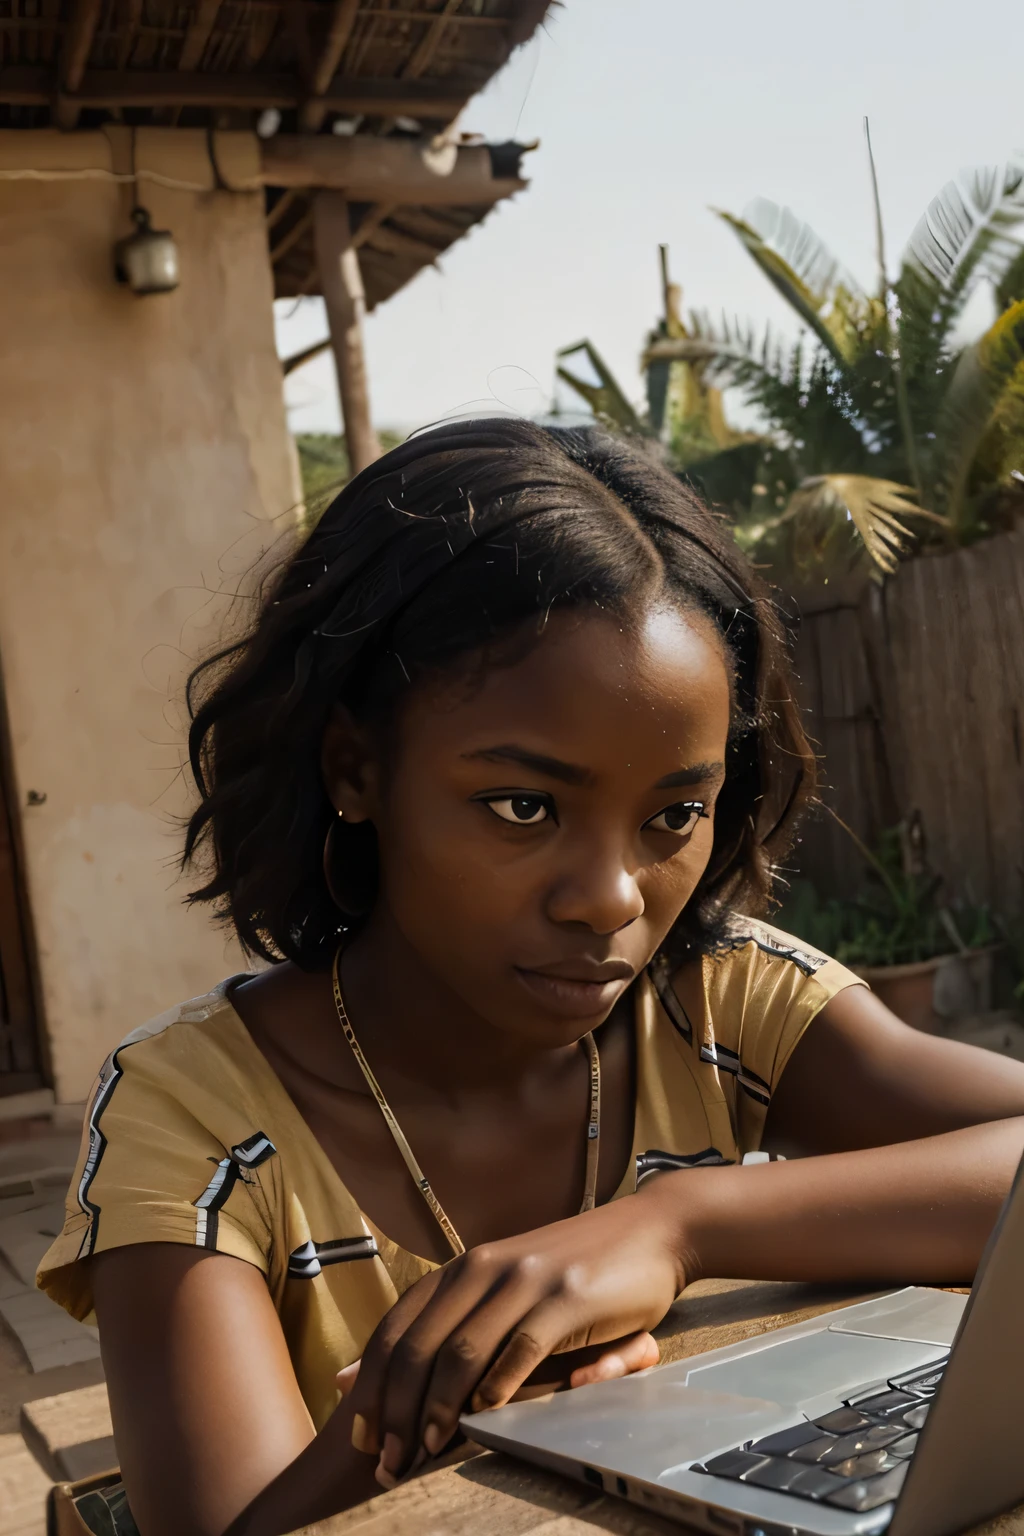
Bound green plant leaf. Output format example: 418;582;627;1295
781;474;947;576
934;297;1024;526
556;339;645;434
995;244;1024;312
904;163;1024;301
715;203;864;364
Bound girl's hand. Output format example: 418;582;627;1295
341;1191;684;1485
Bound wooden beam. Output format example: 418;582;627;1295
351;201;397;249
0;68;50;105
270;205;314;264
361;223;443;265
266;187;302;233
313;191;381;476
117;0;142;70
300;0;359;134
54;0;103;130
281;337;331;376
401;0;461;81
178;0;222;72
261;135;525;205
18;70;475;115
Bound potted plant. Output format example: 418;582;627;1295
780;815;999;1032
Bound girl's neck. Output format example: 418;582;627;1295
340;909;582;1103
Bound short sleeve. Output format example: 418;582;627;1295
701;919;867;1153
37;1027;273;1325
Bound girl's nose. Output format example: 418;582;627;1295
545;845;645;935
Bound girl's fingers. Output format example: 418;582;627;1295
405;1274;565;1461
567;1329;660;1388
346;1268;446;1457
465;1295;582;1416
374;1257;539;1476
335;1360;360;1398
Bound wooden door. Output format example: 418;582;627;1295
0;675;44;1096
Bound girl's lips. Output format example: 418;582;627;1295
513;967;630;1019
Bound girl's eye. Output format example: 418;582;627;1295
484;795;551;826
645;801;707;836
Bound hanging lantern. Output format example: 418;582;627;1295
114;207;180;296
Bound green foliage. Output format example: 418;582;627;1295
777;826;996;969
557;162;1024;579
555;341;646;435
296;433;351;501
683;164;1024;572
295;432;404;529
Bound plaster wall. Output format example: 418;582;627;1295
0;130;301;1102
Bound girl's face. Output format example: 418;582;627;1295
331;605;732;1046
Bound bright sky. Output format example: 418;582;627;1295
275;0;1024;437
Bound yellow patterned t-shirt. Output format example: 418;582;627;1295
37;919;863;1432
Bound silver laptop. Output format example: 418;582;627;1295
461;1153;1024;1536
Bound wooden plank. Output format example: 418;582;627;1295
266;186;302;234
351;202;398;249
177;0;223;73
0;68;50;105
53;0;103;129
796;524;1024;917
400;0;462;81
260;135;525;204
362;223;443;264
20;70;476;114
972;533;1024;913
270;205;314;264
313;191;381;476
300;0;359;132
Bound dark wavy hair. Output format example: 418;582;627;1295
183;418;815;968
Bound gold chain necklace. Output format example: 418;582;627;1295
331;947;602;1259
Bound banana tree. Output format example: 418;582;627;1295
647;157;1024;574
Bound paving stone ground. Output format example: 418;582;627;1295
0;1112;107;1536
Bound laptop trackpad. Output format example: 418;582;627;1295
685;1329;944;1405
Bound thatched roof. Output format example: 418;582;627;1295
0;1;551;301
0;2;552;133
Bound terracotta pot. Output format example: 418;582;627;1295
855;947;999;1032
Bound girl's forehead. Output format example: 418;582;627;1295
400;607;732;762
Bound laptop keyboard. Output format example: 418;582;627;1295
693;1356;946;1513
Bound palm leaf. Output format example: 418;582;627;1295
933;297;1024;526
556;339;645;434
995;244;1024;311
904;163;1024;301
781;475;946;576
715;203;863;364
647;318;866;473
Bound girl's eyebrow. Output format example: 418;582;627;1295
462;746;725;791
462;745;591;785
654;761;725;789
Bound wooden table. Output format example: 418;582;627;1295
292;1278;1024;1536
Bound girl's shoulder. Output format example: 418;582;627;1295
36;981;296;1318
644;918;866;1129
705;915;864;1001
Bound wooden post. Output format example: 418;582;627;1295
312;191;381;476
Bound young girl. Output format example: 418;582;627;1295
39;421;1024;1536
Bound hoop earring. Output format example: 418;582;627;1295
323;810;377;919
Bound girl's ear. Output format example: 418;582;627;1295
321;704;380;823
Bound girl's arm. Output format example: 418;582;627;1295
92;1243;381;1536
92;1243;655;1535
343;988;1024;1485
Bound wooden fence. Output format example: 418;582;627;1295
790;521;1024;918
